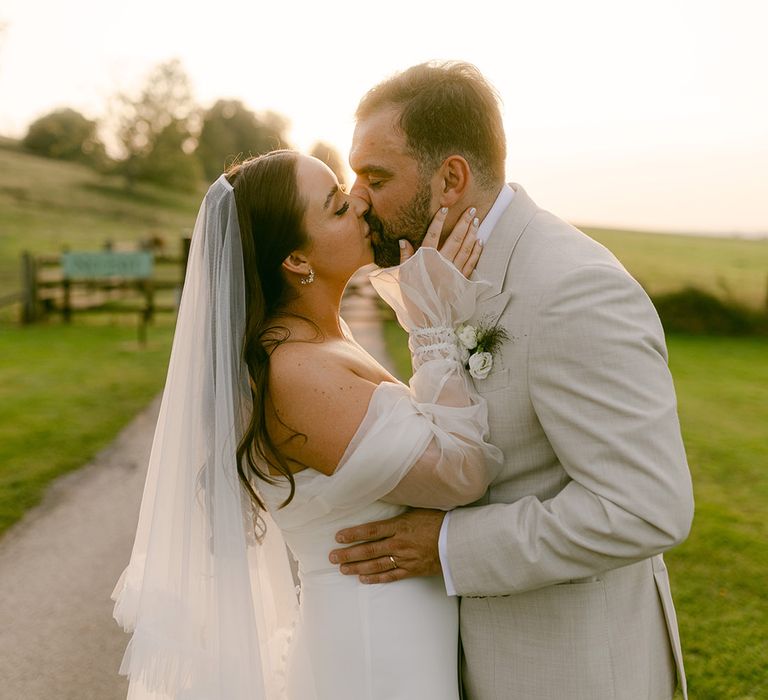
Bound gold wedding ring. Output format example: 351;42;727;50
389;555;398;570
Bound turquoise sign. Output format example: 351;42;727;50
62;252;154;279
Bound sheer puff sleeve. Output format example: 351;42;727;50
362;247;503;510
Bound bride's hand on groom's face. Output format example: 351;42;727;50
329;509;446;584
399;206;482;278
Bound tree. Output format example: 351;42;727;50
22;108;107;166
135;118;203;192
196;100;291;180
309;141;347;184
114;59;200;189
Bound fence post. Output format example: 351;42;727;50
62;277;71;322
21;252;38;324
138;312;148;348
145;279;155;323
139;278;154;348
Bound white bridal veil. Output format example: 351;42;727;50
111;175;298;700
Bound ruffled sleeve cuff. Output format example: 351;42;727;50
369;247;491;331
369;247;492;370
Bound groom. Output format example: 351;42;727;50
330;61;694;699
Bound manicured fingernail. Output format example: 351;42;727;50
330;553;339;563
478;239;484;247
399;240;406;249
473;217;480;228
360;576;370;584
440;207;448;214
341;565;350;574
469;207;477;217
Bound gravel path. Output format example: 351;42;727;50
0;400;158;700
0;281;395;700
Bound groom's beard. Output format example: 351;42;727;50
367;181;433;267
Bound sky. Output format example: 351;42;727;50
1;0;766;235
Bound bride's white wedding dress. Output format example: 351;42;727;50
260;476;459;700
256;248;501;699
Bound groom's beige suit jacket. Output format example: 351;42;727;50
447;184;694;700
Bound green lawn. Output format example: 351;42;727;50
0;317;175;533
0;146;202;298
584;227;768;311
0;147;195;533
384;325;767;698
664;337;768;698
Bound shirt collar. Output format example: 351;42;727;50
476;184;515;245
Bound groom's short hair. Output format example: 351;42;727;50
356;61;506;189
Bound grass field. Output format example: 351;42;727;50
384;324;768;699
0;146;191;533
584;226;768;311
664;337;768;698
0;145;202;298
2;146;767;309
0;317;175;533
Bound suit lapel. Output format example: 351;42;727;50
471;183;539;325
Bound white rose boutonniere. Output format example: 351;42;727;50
457;325;479;350
456;320;509;380
468;351;493;379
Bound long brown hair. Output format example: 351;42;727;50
226;150;309;510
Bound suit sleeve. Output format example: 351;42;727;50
446;263;694;596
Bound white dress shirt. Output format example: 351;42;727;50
438;183;515;596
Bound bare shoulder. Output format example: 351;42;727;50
269;341;355;388
265;340;380;474
267;340;377;412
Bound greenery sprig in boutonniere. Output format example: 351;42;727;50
456;319;509;379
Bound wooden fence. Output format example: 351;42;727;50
14;238;191;342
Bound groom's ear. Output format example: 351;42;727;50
436;155;471;207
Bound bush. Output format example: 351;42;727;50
652;287;766;335
23;108;108;166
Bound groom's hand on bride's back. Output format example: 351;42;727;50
399;205;482;279
329;509;446;584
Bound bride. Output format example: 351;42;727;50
112;149;502;699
